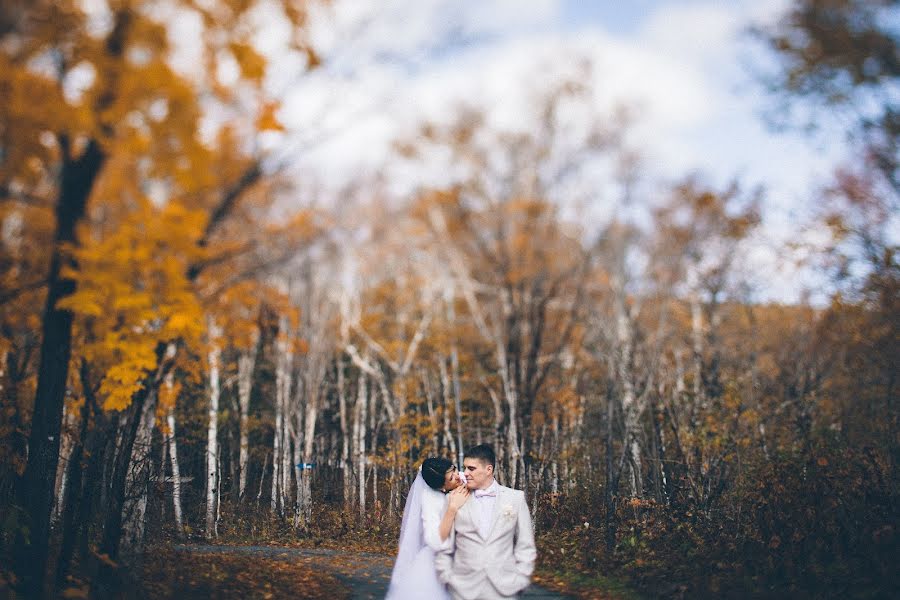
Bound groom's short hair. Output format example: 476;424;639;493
465;443;495;467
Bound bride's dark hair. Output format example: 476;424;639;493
421;457;453;490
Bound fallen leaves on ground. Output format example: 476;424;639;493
138;547;351;599
532;570;640;600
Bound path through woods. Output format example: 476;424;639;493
163;545;574;599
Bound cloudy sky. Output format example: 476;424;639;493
258;0;853;302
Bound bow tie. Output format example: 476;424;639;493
474;489;496;498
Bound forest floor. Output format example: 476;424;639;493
135;544;594;599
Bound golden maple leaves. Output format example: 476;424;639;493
1;0;319;417
59;199;206;410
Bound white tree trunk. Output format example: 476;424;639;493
551;413;560;494
237;336;258;500
484;384;504;467
257;451;269;504
423;367;440;452
272;316;293;515
53;402;77;523
337;358;352;509
438;358;458;462
281;413;293;515
272;392;284;514
496;319;521;487
216;446;222;535
445;298;465;467
272;387;283;515
206;317;222;537
355;371;367;519
166;404;184;533
615;282;643;498
292;409;304;528
449;344;465;467
299;391;318;522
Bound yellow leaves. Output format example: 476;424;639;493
57;295;105;318
158;378;182;418
740;408;760;427
101;380;143;412
62;197;207;411
165;312;202;338
97;339;159;410
1;1;323;417
256;102;285;132
302;46;321;70
229;42;267;83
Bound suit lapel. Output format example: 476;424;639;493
484;486;507;541
460;494;478;533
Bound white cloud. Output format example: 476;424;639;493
273;0;846;302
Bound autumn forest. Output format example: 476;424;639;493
0;1;897;598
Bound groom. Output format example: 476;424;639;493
435;444;536;600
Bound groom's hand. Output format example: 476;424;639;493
448;485;470;511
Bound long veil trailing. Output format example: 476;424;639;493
385;471;449;599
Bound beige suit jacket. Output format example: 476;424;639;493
435;484;536;599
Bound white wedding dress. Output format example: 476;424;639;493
385;473;452;600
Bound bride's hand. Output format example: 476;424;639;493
448;485;470;511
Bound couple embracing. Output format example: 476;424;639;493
386;444;536;600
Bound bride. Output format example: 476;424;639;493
386;457;470;600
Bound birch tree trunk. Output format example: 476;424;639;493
206;318;222;537
272;379;283;515
439;358;458;462
337;357;353;510
423;366;440;452
281;411;293;517
237;334;258;501
257;451;269;505
551;413;560;494
355;371;367;519
120;373;160;556
292;409;304;528
446;298;465;467
54;370;93;588
299;388;319;523
166;402;184;533
615;290;643;498
272;316;293;515
450;344;464;467
52;402;77;523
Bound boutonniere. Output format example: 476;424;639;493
501;503;516;520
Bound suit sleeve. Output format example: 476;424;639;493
513;490;537;585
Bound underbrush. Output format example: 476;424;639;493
533;441;898;599
138;439;896;599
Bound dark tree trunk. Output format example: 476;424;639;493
92;387;150;596
17;139;105;599
93;343;172;597
76;411;112;569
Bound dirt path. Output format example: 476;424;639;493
174;544;571;599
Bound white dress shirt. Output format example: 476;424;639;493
472;479;499;538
